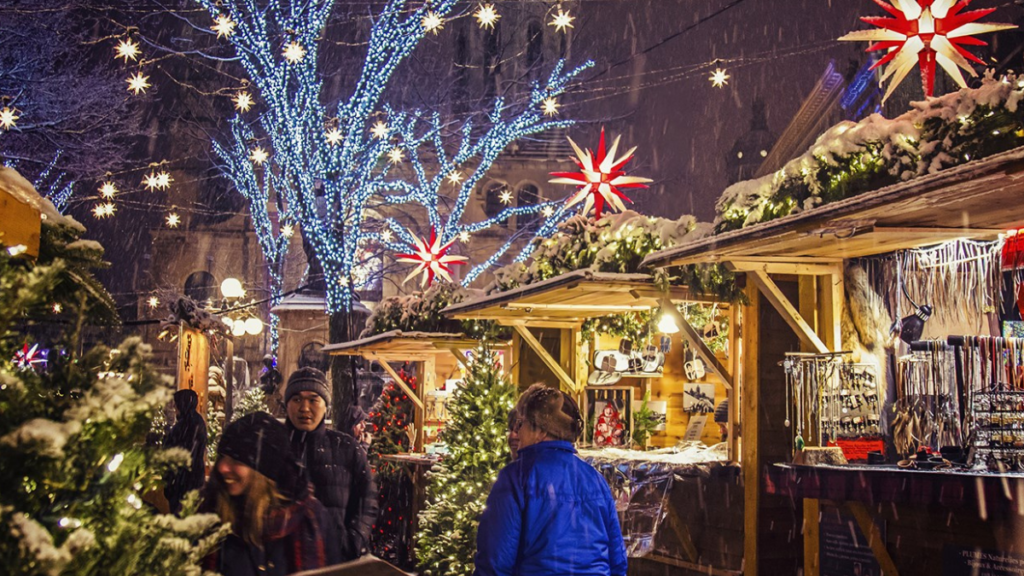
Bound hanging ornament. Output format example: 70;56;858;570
422;11;444;35
233;92;254;112
395;227;468;287
0;107;19;130
380;229;394;243
370;120;389;139
250;146;269;165
387;147;404;164
282;41;306;64
840;0;1016;102
281;223;295;238
549;8;575;32
709;68;730;88
114;39;140;62
148;296;160;309
126;72;151;95
475;4;500;29
14;343;48;370
99;182;118;199
92;203;116;218
325;127;343;146
143;171;172;190
541;97;560;116
499;189;513;205
211;14;236;38
446;171;464;185
549;128;652;219
166;212;181;228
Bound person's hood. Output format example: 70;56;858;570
173;389;199;416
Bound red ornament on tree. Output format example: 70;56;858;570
840;0;1016;102
549;128;652;219
395;227;468;287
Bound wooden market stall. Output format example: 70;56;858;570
443;269;745;575
641;146;1024;576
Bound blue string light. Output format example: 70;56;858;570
196;0;592;313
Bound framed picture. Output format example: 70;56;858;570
647;400;668;431
584;386;634;448
683;383;716;414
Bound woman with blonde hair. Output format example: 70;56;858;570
475;384;627;576
202;412;339;575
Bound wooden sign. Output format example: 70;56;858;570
177;326;210;417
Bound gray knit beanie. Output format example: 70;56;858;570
285;367;332;405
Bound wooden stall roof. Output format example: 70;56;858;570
641;146;1024;268
443;269;719;327
322;330;479;359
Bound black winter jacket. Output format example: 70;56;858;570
287;419;378;561
163;390;207;514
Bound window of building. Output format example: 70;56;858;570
484;182;508;226
184;271;217;305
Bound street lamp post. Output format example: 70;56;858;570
218;277;264;422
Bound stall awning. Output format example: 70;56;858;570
641;146;1024;268
443;269;716;327
322;330;479;360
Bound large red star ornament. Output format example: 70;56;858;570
840;0;1016;102
395;227;468;287
549;128;652;219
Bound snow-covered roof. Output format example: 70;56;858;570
322;329;476;357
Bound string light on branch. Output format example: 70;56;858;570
143;171;172;190
99;182;118;199
165;212;181;228
541;97;560;116
396;227;468;287
233;92;253;112
499;189;513;205
126;72;150;95
475;4;500;29
250;146;269;165
549;8;575;32
840;0;1017;101
370;120;389;139
710;68;730;88
148;296;160;309
387;147;404;163
114;39;140;62
550;128;653;218
212;14;236;38
422;11;444;35
0;107;18;130
325;127;343;146
282;41;306;64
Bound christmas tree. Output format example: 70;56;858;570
0;175;227;575
367;366;416;566
416;346;515;576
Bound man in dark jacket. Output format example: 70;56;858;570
284;367;378;561
163;389;207;514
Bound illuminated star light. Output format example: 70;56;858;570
166;212;181;228
99;182;118;199
233;92;253;112
282;41;306;64
325;127;343;146
499;189;513;205
380;229;394;243
459;231;471;243
422;11;444;35
542;205;555;217
839;0;1017;101
92;203;116;218
0;107;18;130
115;39;140;62
370;121;389;139
549;128;653;219
475;4;501;29
281;223;295;238
396;227;469;287
148;296;160;309
52;303;62;314
212;14;236;38
549;8;575;32
446;171;464;185
14;343;47;370
542;97;560;116
126;72;150;95
710;68;729;88
250;147;269;165
143;171;172;190
387;148;404;163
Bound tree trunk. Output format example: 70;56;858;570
329;308;358;429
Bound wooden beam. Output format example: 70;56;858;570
445;347;471;372
711;255;843;264
664;504;700;563
502;302;652;312
512;323;578;393
373;357;425;411
662;299;734;390
497;319;583;330
727;260;842;277
646;554;743;576
842;501;901;576
742;282;759;576
804;499;821;576
629;286;722;304
747;270;830;354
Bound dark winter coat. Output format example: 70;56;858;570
474;440;628;576
204;494;340;576
287;419;378;561
163;389;207;513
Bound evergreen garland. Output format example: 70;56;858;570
416;346;515;576
361;282;494;338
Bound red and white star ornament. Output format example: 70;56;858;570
395;228;468;287
549;128;652;219
14;343;48;370
840;0;1016;102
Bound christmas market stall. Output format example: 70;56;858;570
444;267;745;576
642;79;1024;576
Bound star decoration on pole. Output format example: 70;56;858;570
0;107;18;130
549;8;575;32
370;120;390;139
550;128;653;219
542;97;560;116
475;4;501;29
143;171;172;190
710;68;730;88
233;92;254;112
99;182;118;199
396;227;468;287
127;72;150;95
212;14;236;38
325;127;343;146
250;146;269;165
422;11;444;35
282;41;306;64
115;39;140;62
166;212;181;228
839;0;1017;101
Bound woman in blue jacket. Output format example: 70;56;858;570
475;384;628;576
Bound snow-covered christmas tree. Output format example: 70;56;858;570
415;346;515;576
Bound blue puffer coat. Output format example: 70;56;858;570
474;440;628;576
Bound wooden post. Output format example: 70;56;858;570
728;305;740;462
511;324;578;393
742;281;760;576
798;276;821;576
748;270;830;354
